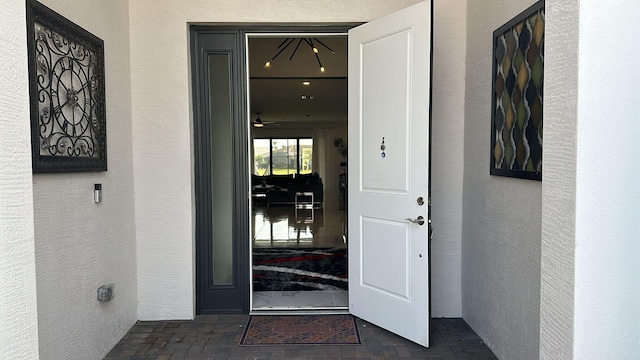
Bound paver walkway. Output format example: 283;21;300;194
105;315;498;359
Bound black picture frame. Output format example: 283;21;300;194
26;0;107;173
490;0;544;180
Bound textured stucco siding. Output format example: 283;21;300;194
462;1;542;359
0;0;40;359
31;1;137;359
571;0;640;358
539;0;578;358
430;0;466;317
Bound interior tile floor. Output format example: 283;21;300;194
104;315;497;359
252;196;347;249
252;195;347;309
253;290;348;309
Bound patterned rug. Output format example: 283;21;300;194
240;315;361;345
253;247;347;291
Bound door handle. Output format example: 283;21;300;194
405;216;425;225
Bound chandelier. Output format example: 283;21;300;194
264;37;335;73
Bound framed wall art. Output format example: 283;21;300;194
490;0;544;180
26;0;107;173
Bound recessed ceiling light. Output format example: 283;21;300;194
302;81;311;86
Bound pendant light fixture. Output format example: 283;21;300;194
264;37;335;73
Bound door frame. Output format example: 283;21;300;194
191;24;355;315
191;28;250;314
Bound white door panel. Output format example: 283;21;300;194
360;29;411;194
348;1;431;347
361;216;411;298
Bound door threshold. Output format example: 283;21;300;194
251;307;349;315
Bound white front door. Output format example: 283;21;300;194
348;1;431;347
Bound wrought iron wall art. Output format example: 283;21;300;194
491;0;544;180
26;0;107;173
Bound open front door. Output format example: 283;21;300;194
348;1;431;346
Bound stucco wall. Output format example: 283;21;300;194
0;1;40;358
571;0;640;358
31;1;137;359
540;1;640;358
430;0;466;317
129;0;466;320
539;0;578;358
462;1;542;359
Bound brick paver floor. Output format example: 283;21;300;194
104;315;497;359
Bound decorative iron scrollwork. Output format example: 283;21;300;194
27;0;106;172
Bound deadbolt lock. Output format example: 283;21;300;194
417;196;425;206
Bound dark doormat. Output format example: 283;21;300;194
240;315;361;345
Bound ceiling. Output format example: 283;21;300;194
248;36;348;127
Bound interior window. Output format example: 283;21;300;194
299;138;313;175
253;138;313;175
253;138;271;175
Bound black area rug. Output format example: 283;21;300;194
253;247;347;291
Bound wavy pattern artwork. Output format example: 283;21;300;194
491;1;544;180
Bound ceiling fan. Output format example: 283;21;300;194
252;113;278;127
